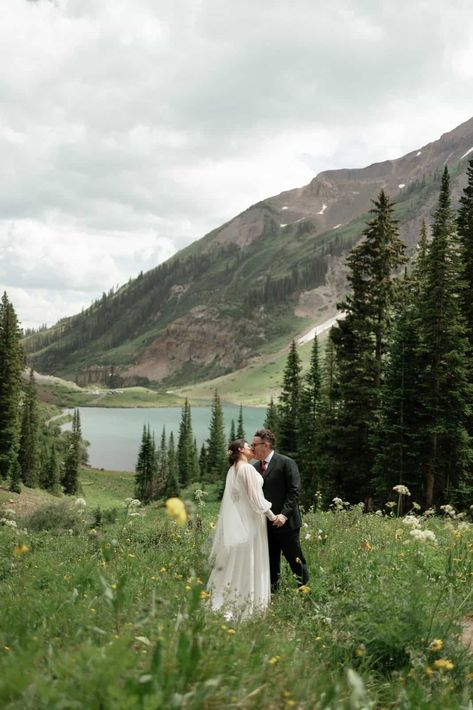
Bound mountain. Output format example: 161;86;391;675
24;116;473;386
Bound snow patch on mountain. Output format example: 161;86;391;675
317;204;327;215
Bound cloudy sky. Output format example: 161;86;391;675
1;0;473;328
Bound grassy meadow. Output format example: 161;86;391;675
1;470;472;709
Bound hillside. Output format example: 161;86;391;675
24;117;473;387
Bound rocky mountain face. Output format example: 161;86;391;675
24;117;473;386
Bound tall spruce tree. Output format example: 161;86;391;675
236;404;245;440
328;191;406;504
0;292;24;483
458;158;473;349
229;419;236;444
177;399;196;488
41;443;61;494
154;427;168;498
134;425;156;503
206;390;227;481
298;335;322;505
63;408;82;495
18;368;41;487
418;168;472;506
263;396;279;434
278;340;302;460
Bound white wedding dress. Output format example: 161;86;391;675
207;462;274;618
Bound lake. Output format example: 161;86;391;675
62;405;266;471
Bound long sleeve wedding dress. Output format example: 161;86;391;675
207;462;274;618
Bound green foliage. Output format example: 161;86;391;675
24;498;86;533
0;292;24;482
0;493;471;708
18;369;41;487
206;391;227;482
134;425;157;503
278;340;302;459
62;409;83;496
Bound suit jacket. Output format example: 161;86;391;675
254;451;302;531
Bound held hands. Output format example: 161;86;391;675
272;514;287;528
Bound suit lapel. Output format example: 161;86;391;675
263;452;277;481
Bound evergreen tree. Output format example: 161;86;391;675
177;399;196;487
134;425;156;503
18;368;41;487
236;404;245;440
192;437;200;481
298;335;322;505
229;419;236;444
418;168;472;506
206;390;227;481
9;457;21;494
0;293;24;482
278;340;302;460
41;443;61;494
63;408;82;495
458;158;473;349
328;191;406;504
165;431;181;497
154;427;168;498
263;396;279;434
199;443;208;478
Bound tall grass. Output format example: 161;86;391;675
0;496;472;708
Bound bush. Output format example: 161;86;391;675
25;500;86;534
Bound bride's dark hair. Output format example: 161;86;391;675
228;438;246;466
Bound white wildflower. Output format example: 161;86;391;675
440;504;456;517
305;533;311;540
402;515;421;528
1;518;18;529
409;528;437;543
385;501;396;509
411;502;421;510
375;510;383;516
393;485;411;497
128;499;141;508
3;508;16;518
74;498;87;508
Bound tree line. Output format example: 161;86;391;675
0;295;84;496
273;161;473;511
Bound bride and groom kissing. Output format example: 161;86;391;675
207;428;309;618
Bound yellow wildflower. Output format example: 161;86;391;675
355;646;365;657
200;590;210;600
297;585;311;594
227;628;236;635
160;567;166;573
13;544;30;556
165;497;187;526
429;639;443;652
361;541;373;552
425;666;433;677
269;656;280;664
433;658;454;671
128;553;135;558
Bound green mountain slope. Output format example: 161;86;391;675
24;117;473;387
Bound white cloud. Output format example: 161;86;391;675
0;0;473;328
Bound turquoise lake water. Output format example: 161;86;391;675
62;406;266;471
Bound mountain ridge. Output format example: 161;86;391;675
24;115;473;387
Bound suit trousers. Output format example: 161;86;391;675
267;525;309;590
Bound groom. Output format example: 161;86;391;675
251;428;309;591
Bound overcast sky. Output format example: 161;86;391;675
1;0;473;328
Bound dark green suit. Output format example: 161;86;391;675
254;451;309;588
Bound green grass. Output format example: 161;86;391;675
79;467;135;509
0;475;472;708
38;379;185;409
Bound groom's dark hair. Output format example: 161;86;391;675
254;428;275;448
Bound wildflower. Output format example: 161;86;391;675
226;628;236;635
409;528;437;543
74;497;87;507
429;639;443;652
440;504;456;517
411;502;421;510
304;533;311;540
165;497;187;526
360;541;373;551
297;585;311;594
425;666;433;677
402;515;420;528
393;484;411;496
209;521;216;529
269;656;280;664
128;553;136;558
89;528;98;536
159;567;166;572
433;658;454;671
355;646;365;657
3;508;16;517
385;501;396;509
1;518;17;529
223;611;234;621
375;510;383;516
13;543;29;556
200;590;210;600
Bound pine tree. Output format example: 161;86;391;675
199;443;208;478
134;425;156;503
0;293;24;482
63;409;82;495
41;443;61;494
229;419;236;444
298;335;322;505
9;458;22;494
18;369;41;487
165;431;180;497
418;168;472;507
236;404;245;440
278;340;302;460
206;390;227;481
177;399;196;488
328;191;406;504
263;396;279;434
154;427;168;498
458;158;473;349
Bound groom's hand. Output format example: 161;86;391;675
272;514;287;528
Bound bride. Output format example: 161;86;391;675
207;439;276;618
